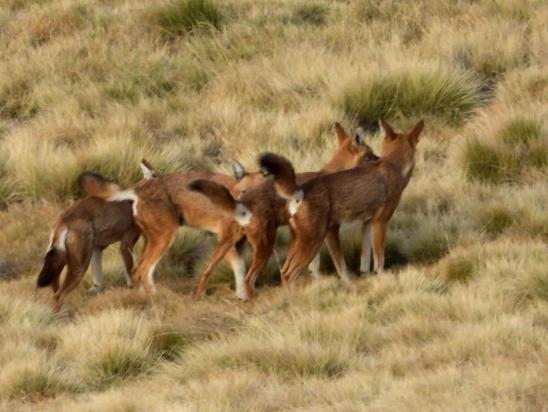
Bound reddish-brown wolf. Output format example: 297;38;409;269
36;177;141;311
77;159;265;300
190;123;380;302
259;119;424;286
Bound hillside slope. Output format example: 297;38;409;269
0;0;547;410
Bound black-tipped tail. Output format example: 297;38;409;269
188;180;236;213
258;152;299;199
36;249;66;288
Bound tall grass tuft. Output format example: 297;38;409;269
290;3;328;26
87;345;151;389
336;64;485;129
462;111;546;184
478;205;514;236
509;269;548;306
152;0;224;38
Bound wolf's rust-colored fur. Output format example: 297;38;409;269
79;162;262;300
36;195;140;311
191;123;380;302
261;119;425;286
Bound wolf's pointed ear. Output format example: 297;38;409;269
353;127;366;147
408;119;425;147
334;122;349;146
140;158;157;179
232;160;245;180
379;119;396;139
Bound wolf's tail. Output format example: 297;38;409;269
77;172;137;202
188;180;236;213
258;152;300;200
188;180;252;226
36;225;68;288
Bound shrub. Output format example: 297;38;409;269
152;0;224;37
336;64;485;129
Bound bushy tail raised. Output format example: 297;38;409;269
188;180;236;213
258;152;300;200
36;226;67;288
188;180;252;226
77;172;123;199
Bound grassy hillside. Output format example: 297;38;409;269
1;0;547;410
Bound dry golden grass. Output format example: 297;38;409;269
1;0;547;410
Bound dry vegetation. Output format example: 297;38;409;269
1;0;547;410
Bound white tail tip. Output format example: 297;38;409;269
140;162;155;180
234;203;252;227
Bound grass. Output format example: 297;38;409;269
336;64;486;130
0;0;547;410
461;109;547;184
152;0;224;38
290;3;328;26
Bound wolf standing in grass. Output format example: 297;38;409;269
260;119;425;286
36;191;141;311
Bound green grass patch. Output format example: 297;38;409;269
463;115;546;184
152;0;224;38
406;230;449;263
87;346;151;389
337;65;485;129
437;255;478;284
497;117;543;147
478;205;514;236
463;139;505;183
3;369;61;400
150;329;189;361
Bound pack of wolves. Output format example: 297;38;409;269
36;120;424;310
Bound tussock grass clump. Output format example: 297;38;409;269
434;251;479;284
179;310;355;380
290;3;328;26
405;224;450;263
152;0;224;37
478;205;514;236
87;345;150;389
508;269;548;306
461;110;547;183
337;64;485;129
0;74;40;120
57;309;159;390
498;117;544;148
0;358;70;400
